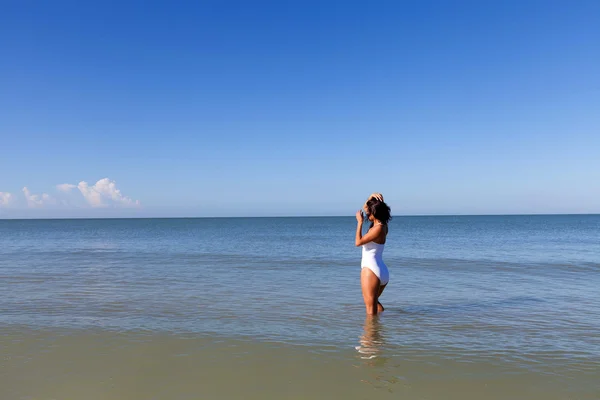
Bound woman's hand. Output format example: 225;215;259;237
356;210;365;223
367;193;384;203
363;193;384;209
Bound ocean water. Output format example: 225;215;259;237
1;215;599;399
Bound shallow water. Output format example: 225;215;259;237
1;216;599;399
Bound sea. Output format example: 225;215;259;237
1;215;599;399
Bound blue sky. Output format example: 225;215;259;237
1;0;599;217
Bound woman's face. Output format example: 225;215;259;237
363;205;373;221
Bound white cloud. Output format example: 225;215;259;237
56;183;77;192
22;187;55;208
77;178;140;208
0;178;139;211
77;181;104;207
0;192;14;207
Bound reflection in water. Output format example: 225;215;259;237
355;315;402;393
356;315;386;361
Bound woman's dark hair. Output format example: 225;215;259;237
366;198;392;227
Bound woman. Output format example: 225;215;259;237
355;193;392;315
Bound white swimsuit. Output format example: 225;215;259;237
361;241;389;285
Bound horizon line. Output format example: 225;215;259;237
0;212;598;221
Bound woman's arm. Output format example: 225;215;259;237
355;211;383;246
355;224;383;246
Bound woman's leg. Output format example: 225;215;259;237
377;284;387;313
361;267;381;315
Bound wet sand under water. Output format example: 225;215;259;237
2;326;598;400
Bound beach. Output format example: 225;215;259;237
1;216;599;399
